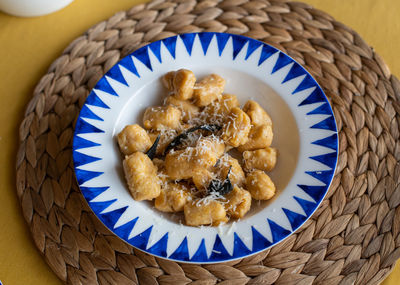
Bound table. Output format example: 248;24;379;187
0;0;398;284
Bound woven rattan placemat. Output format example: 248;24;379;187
16;0;400;284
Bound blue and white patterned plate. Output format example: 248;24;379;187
73;32;338;263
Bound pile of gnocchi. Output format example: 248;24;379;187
117;69;278;227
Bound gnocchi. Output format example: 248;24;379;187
222;107;252;147
165;95;199;122
184;200;228;226
123;152;161;201
243;100;273;127
165;137;225;180
224;186;252;219
218;154;245;187
192;168;214;191
162;69;196;100
193;74;225;107
245;170;276;200
118;124;152;155
118;70;278;226
204;93;240;120
243;147;278;172
155;182;192;212
237;124;273;152
143;105;182;130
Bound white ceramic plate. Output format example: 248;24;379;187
73;32;338;263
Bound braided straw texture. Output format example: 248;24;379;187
16;0;400;284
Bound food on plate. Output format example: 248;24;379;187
221;107;252;147
224;186;252;219
165;95;199;122
143;105;182;130
192;74;225;107
237;124;273;152
117;69;278;226
217;154;246;187
242;147;277;172
243;100;273;127
155;182;193;212
162;69;196;100
184;200;227;226
118;124;152;155
245;170;276;200
123;152;161;201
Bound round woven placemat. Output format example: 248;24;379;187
16;0;400;284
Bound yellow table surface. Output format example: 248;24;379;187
0;0;399;284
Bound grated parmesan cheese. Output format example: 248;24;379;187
195;191;228;207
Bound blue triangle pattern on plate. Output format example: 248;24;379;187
251;227;272;251
198;33;214;55
114;217;138;241
179;33;196;56
74;169;103;185
310;116;336;131
169;237;190;261
245;39;262;60
79;104;104;121
89;199;117;215
98;206;128;229
119;55;140;78
306;169;335;185
75;118;104;134
258;45;278;66
292;74;317;94
129;226;152;249
73;151;101;167
282;62;306;83
79;186;109;201
282;207;307;231
267;219;291;243
298;88;326;106
293;196;317;217
106;65;129;86
199;33;214;55
216;33;230;56
96;77;118;96
190;239;208;262
73;136;101;150
311;133;338;150
272;52;293;74
133;46;152;71
310;152;337;169
233;233;251;257
297;185;327;204
162;36;177;59
209;234;231;261
147;233;169;257
268;219;292;243
307;102;333;115
149;40;162;63
85;91;110;109
232;35;247;60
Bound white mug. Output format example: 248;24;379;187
0;0;73;17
